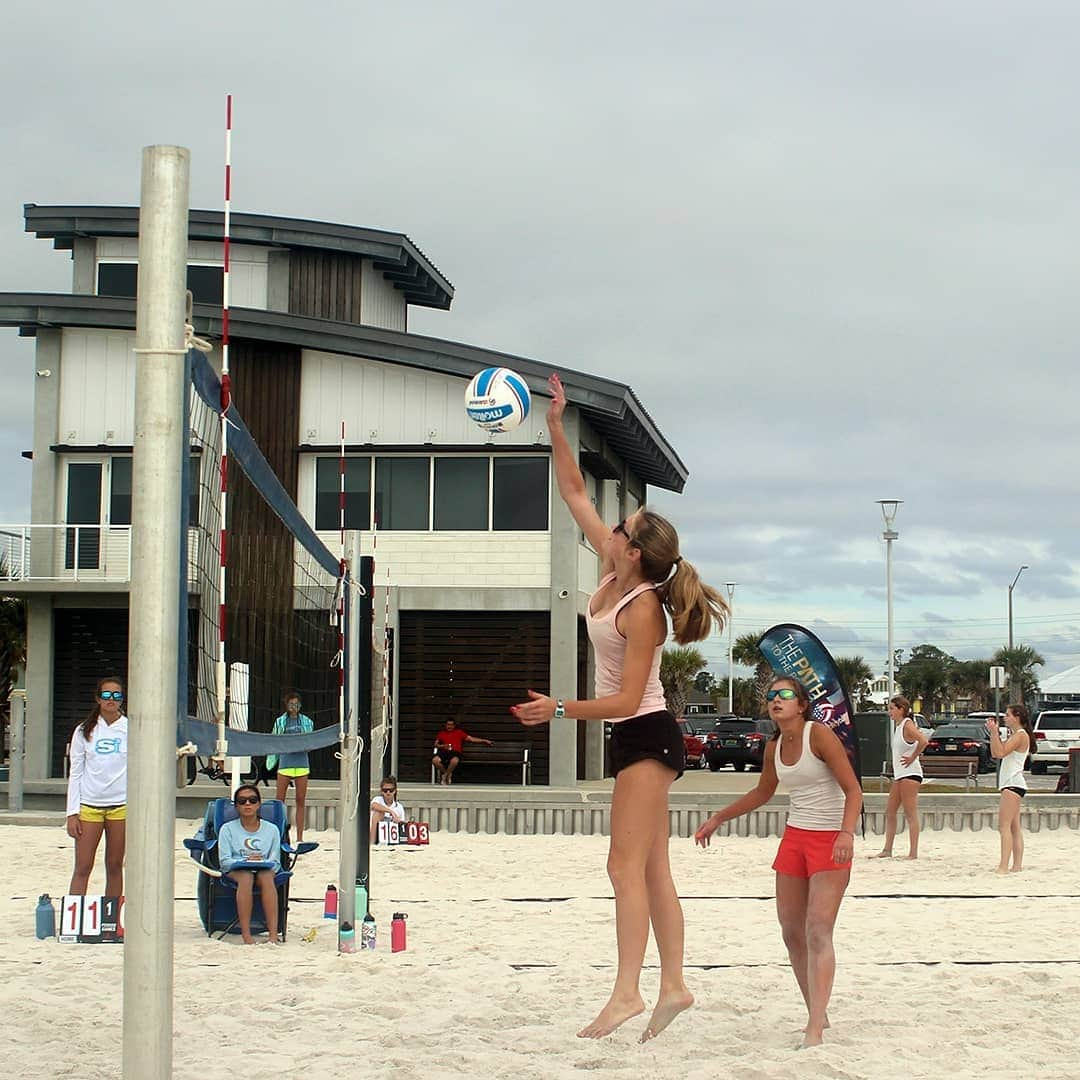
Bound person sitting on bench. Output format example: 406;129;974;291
432;719;494;785
218;784;282;945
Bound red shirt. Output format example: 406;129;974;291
435;728;468;753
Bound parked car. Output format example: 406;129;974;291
1031;710;1080;774
705;717;777;772
923;723;995;773
678;719;708;769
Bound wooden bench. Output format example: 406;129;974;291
880;756;981;792
431;742;532;786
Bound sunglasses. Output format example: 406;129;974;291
381;788;396;794
99;690;124;701
613;520;639;546
235;795;260;806
766;688;798;701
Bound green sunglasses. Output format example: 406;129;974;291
766;688;798;701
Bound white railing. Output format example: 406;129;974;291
0;525;202;586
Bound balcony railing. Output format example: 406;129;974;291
0;525;200;585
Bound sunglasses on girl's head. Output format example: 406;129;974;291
235;795;260;806
766;688;798;701
99;690;124;701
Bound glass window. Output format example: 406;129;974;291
433;458;488;530
374;458;430;530
97;263;223;306
110;457;132;525
493;457;549;531
316;457;370;530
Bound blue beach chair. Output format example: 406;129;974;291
184;797;318;940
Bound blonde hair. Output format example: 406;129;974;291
626;508;728;644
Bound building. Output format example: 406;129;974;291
0;204;687;788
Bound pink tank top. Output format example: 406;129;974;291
586;572;667;722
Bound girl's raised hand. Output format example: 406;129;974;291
547;373;567;426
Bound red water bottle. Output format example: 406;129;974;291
324;884;338;920
391;912;407;952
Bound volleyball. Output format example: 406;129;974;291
464;367;531;433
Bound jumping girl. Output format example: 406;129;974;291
513;373;728;1043
987;704;1035;873
66;676;128;896
695;676;862;1049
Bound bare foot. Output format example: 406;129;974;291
994;866;1010;875
241;936;256;945
801;1016;831;1032
868;851;893;859
800;1030;825;1049
900;854;919;861
639;989;694;1042
1010;866;1023;873
577;993;645;1039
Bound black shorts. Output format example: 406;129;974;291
610;709;685;779
1003;786;1026;798
434;748;460;767
896;775;923;784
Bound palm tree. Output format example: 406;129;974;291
896;644;954;715
733;630;773;716
947;659;992;711
834;656;873;708
992;644;1045;705
660;646;708;720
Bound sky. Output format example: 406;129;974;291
2;2;1079;682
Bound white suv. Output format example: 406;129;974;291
1031;710;1080;774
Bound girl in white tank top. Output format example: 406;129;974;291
871;696;928;861
987;705;1034;873
696;677;862;1048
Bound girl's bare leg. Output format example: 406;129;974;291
69;819;105;895
776;873;812;1016
103;817;126;896
996;792;1021;873
1009;800;1024;871
899;780;920;859
294;775;308;842
802;867;850;1047
870;784;901;857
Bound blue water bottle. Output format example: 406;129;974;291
36;894;56;940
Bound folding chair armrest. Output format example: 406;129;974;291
183;838;206;853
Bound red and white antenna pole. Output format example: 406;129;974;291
337;420;347;739
214;92;233;760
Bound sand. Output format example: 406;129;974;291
3;820;1080;1080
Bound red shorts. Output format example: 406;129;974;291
772;825;851;879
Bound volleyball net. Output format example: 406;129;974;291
178;345;352;777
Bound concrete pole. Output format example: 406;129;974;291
7;691;26;812
338;533;362;942
886;535;895;701
123;145;189;1080
725;583;736;713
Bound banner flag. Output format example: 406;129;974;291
758;624;862;780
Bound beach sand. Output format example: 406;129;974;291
4;820;1080;1080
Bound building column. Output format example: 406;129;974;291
24;595;55;779
30;331;61;578
548;410;580;787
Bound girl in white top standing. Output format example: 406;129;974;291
65;676;128;896
513;374;728;1043
696;676;862;1049
871;695;928;860
987;704;1035;874
370;775;407;843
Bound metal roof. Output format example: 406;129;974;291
23;204;454;310
0;294;688;492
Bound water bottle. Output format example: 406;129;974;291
323;884;338;920
339;921;356;954
35;894;56;940
361;912;376;951
356;877;368;921
391;912;407;953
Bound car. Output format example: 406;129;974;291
1031;710;1080;774
704;717;777;772
923;723;995;773
677;719;708;769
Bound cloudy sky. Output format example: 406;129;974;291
3;2;1079;680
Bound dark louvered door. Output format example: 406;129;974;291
397;611;551;783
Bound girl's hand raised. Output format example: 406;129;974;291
511;689;556;727
547;373;567;427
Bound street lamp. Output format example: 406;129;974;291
725;583;736;713
877;500;903;701
1008;564;1029;704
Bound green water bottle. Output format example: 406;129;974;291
356;876;368;921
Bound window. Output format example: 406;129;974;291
109;455;200;526
493;457;548;530
97;263;224;306
374;458;429;530
316;457;371;530
433;458;488;530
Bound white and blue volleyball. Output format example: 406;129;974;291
464;367;531;433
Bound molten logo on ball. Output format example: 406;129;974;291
464;367;531;433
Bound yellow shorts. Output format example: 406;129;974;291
278;768;310;778
79;804;127;823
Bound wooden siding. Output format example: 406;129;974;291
288;251;364;323
397;611;552;784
